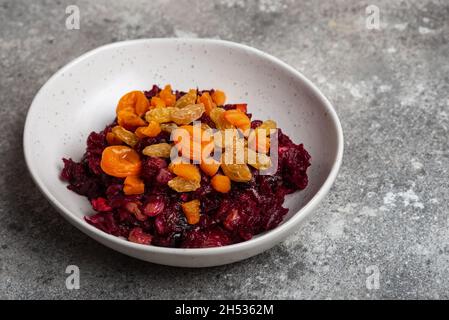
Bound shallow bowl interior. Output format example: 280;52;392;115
24;39;342;267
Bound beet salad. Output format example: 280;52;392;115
61;85;311;248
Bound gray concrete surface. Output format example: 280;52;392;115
1;0;448;299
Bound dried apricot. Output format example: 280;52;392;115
200;158;221;176
211;90;226;106
123;175;145;195
211;174;231;193
159;85;176;106
150;96;166;109
142;143;172;158
117;109;146;130
168;176;200;192
170;103;205;125
116;91;150;117
181;199;201;224
100;145;141;178
235;103;247;113
198;92;216;115
169;163;201;182
174;89;197;108
112;126;139;147
223;109;251;131
135;121;161;138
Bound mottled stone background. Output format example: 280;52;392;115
0;0;448;299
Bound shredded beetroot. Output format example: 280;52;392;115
61;85;311;248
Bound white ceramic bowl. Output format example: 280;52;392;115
23;39;343;267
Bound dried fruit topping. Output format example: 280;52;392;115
160;122;178;133
159;85;176;106
167;176;201;192
169;163;201;183
223;109;251;131
106;132;123;145
117;109;146;130
235;103;247;113
123;175;145;195
181;199;201;224
128;227;152;245
145;107;174;123
150;96;166;109
100;145;141;178
211;90;226;106
200;158;221;176
135;121;161;138
174;89;197;108
112;126;139;147
116;91;150;117
211;174;231;193
221;163;252;182
210;107;234;130
170;103;205;125
198;92;216;115
142;143;172;158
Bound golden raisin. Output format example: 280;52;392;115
142;143;172;158
168;176;201;192
221;163;252;182
174;89;197;108
145;107;174;123
112;126;139;147
170;103;205;125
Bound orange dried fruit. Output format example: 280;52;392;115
211;174;231;193
169;163;201;183
159;85;176;106
106;132;123;145
209;107;233;130
100;146;141;178
123;175;145;195
235;103;247;113
116;91;150;117
181;199;201;224
135;121;161;138
199;92;216;115
150;96;166;109
223;109;251;131
211;90;226;106
117;109;146;130
200;158;221;176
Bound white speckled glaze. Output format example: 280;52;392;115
23;39;343;267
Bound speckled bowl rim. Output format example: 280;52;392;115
23;38;343;256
